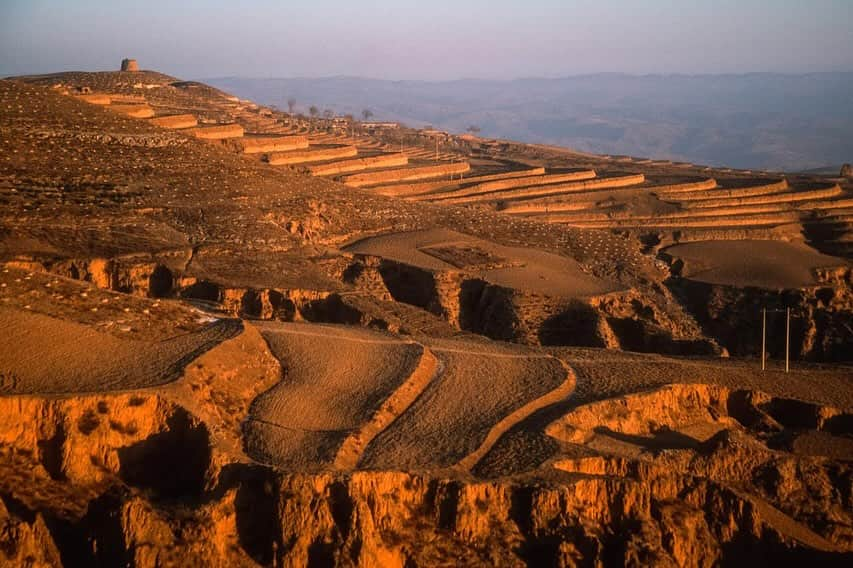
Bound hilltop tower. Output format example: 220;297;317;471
120;58;139;72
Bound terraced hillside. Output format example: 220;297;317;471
0;70;850;566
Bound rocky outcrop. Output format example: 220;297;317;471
343;255;719;354
667;267;853;361
0;497;62;568
0;394;211;488
5;255;183;298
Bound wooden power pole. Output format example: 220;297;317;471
785;307;791;373
761;308;766;371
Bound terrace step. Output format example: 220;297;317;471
148;114;198;129
435;173;645;206
344;161;471;188
187;123;245;140
308;153;409;176
659;179;787;201
378;167;546;197
238;135;309;154
267;145;358;166
683;184;842;209
74;93;111;105
426;170;597;202
108;104;155;119
562;210;800;229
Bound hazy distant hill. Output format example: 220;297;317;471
206;73;853;172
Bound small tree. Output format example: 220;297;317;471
466;125;481;135
287;98;296;115
322;109;335;132
308;105;319;131
362;108;374;121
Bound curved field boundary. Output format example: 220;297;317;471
344;161;471;188
333;347;440;470
503;202;609;215
250;325;410;345
188;123;244;140
564;210;800;229
377;167;547;197
519;211;615;223
685;185;842;209
540;202;794;222
522;196;853;223
75;94;111;105
454;357;576;472
792;192;853;212
661;179;788;201
246;323;425;469
645;177;718;195
105;94;142;104
427;170;597;201
149;114;198;129
267;145;357;165
668;226;799;242
499;186;656;214
357;346;568;470
309;153;409;176
108;104;155;119
437;174;646;205
239;135;308;154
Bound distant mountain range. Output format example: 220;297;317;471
205;73;853;172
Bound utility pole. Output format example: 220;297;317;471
761;308;766;371
785;307;791;373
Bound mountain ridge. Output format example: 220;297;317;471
205;72;853;172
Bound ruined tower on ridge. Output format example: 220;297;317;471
120;58;139;72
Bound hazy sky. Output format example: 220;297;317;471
2;0;852;80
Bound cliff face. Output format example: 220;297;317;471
669;267;853;361
2;382;851;566
336;255;721;355
8;242;849;363
3;463;849;567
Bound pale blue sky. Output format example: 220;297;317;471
1;0;852;79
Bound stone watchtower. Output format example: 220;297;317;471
120;58;139;72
